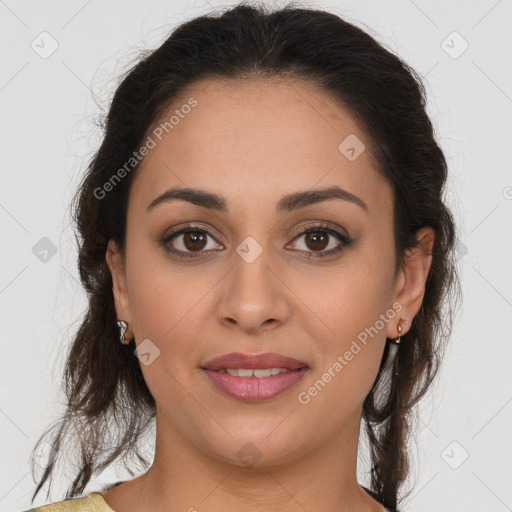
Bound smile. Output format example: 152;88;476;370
201;352;309;402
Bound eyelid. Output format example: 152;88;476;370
287;222;351;259
161;221;351;259
160;222;224;258
161;222;225;244
291;220;349;239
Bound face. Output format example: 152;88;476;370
107;77;431;469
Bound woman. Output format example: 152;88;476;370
26;2;460;511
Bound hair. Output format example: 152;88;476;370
29;2;461;510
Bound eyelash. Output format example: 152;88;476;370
160;222;352;260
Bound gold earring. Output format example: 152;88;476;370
117;320;132;344
391;317;408;345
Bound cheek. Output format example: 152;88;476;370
293;275;393;436
123;237;206;360
296;236;395;345
124;252;213;424
293;242;395;404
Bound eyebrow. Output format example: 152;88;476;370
146;185;368;214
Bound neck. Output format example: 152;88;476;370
103;408;384;512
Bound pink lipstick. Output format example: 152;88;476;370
201;352;309;402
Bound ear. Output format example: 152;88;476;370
387;227;435;338
106;239;133;338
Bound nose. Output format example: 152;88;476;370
215;243;291;335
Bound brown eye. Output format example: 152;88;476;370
288;223;352;259
182;231;207;251
303;231;329;251
162;226;224;259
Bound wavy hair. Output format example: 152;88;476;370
29;2;461;510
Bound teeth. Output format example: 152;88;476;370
237;368;254;378
253;369;271;378
221;368;290;378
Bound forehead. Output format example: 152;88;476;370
130;76;392;218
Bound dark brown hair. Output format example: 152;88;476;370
29;2;461;510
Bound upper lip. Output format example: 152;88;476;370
201;352;308;371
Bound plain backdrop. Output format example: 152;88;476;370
1;1;511;511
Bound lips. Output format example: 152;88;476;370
201;352;308;371
201;352;309;402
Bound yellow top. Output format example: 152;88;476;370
25;492;115;512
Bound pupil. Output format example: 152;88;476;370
185;231;206;251
307;232;327;251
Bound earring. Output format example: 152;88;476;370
116;320;131;344
390;317;408;345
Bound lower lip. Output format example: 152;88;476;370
202;368;308;402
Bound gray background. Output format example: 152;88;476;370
1;1;511;511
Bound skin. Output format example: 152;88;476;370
104;76;434;512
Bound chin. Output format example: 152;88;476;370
196;425;311;469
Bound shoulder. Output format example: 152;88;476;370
360;485;399;512
24;492;114;512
